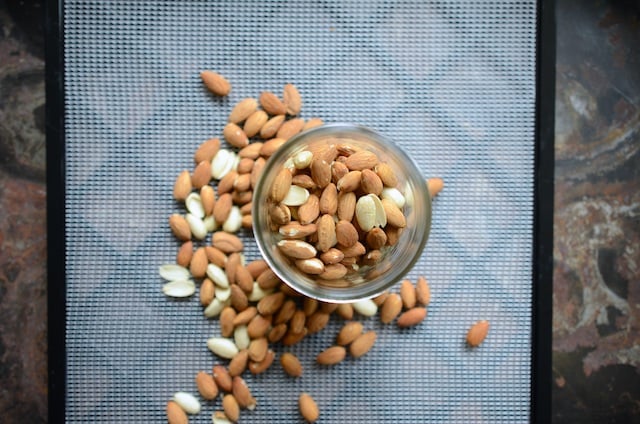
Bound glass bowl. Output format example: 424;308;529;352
252;123;431;303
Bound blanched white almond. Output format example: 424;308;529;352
162;280;196;297
247;282;273;302
355;194;376;231
211;149;237;180
159;264;191;281
293;150;313;169
204;298;225;318
222;206;242;233
282;185;309;206
404;182;415;208
204;215;218;232
206;264;229;288
215;285;231;302
381;187;406;209
352;299;378;317
207;337;239;359
283;157;296;172
185;192;205;218
234;325;250;350
212;412;233;424
186;213;207;240
173;392;201;415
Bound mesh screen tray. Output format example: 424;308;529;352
60;0;539;422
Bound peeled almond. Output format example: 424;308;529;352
173;391;201;414
162;280;196;298
207;337;239;359
159;264;191;281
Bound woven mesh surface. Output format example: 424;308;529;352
64;0;536;422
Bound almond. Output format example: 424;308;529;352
336;170;362;192
269;203;291;226
337;192;356;222
223;122;249;148
260;91;287;115
166;400;188;424
310;159;332;188
427;177;444;198
194;138;221;163
313;144;338;163
189;247;208;278
169;214;191;241
339;241;365;258
292;174;316;190
249;349;275;374
256;268;281;290
232;306;258;326
277;239;317;259
303;298;318;316
212;365;233;392
232;376;257;409
247;314;272;339
246;260;269;279
196;371;219;400
280;352;303;377
205;246;227;268
213;192;232;223
372;291;389;306
318;183;338;215
416;276;431;305
316;345;346;365
243;110;268;138
331;161;349;184
335;220;359;247
336;321;363;345
362;249;382;266
361;169;383;195
222;394;240;422
172;392;201;415
238;142;263;159
298;194;320;224
217;170;237;195
248;337;268;362
295;258;325;275
228;350;249;377
279;222;317;239
271;168;292;202
283;83;302;115
335;303;354;320
231;188;251;205
306;311;330;334
230;284;249;311
260;114;285;139
349;330;377;358
268;322;288;343
228;97;257;124
257;291;286;315
250;158;266;191
303;117;324;131
234;266;254;293
345;150;378;170
176;241;193;267
200;278;215;306
299;393;319;423
400;279;417;309
260;137;286;157
386;226;403;246
380;293;403;324
375;162;398;187
200;185;216;216
173;170;192;201
316;214;337;253
212;232;243;253
220;306;236;337
319;263;347;280
200;70;231;96
397;307;427;328
466;320;489;347
282;327;307;346
274;299;297;324
237;157;254;174
352;299;378;317
381;198;406;228
365;228;387;250
277;118;305;140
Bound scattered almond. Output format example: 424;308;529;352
200;70;231;96
223;122;249;148
280;352;303;377
400;279;417;309
222;394;240;422
196;371;219;400
228;98;257;124
260;115;285;139
336;321;363;346
397;307;427;328
166;400;188;424
427;177;444;198
349;330;377;358
173;170;192;201
232;376;257;410
466;320;489;347
169;214;191;241
299;393;319;423
316;345;346;365
260;91;287;115
416;276;431;305
380;293;403;324
283;83;302;115
228;350;249;377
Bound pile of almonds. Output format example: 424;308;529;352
160;70;484;424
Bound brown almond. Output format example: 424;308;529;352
173;170;192;201
366;228;387;250
228;349;249;377
235;266;254;293
250;157;266;191
280;352;303;377
166;400;188;424
212;193;232;223
361;169;383;195
256;268;281;290
247;314;272;339
200;278;215;306
316;345;346;365
194;138;221;163
306;311;330;334
303;298;318;316
466;320;490;347
232;306;258;326
345;150;378;171
310;159;332;188
320;301;339;314
336;321;363;345
257;291;285;315
339;241;365;258
349;330;377;358
176;241;193;267
260;114;285;139
271;168;292;203
217;171;238;195
213;365;233;392
260;91;287;115
205;246;227;267
397;307;427;328
303;117;324;131
231;186;249;203
230;284;249;312
335;220;359;247
279;222;317;239
290;309;306;333
313;144;338;163
238;142;264;159
200;185;216;216
283;83;302;115
274;299;297;325
382;198;407;228
416;276;431;305
269;203;291;226
331;161;349;184
380;293;403;324
295;258;325;275
212;232;243;253
243;110;268;138
260;137;286;157
372;290;389;306
246;259;269;279
196;370;219;400
169;214;191;241
319;183;338;215
362;249;382;266
427;177;444;198
189;247;208;279
292;174;316;190
282;327;307;346
237;157;254;174
375;162;397;187
232;376;257;409
298;194;320;225
400;279;417;309
248;337;268;362
277;239;317;259
220;306;237;337
277;118;305;140
223;122;249;149
316;214;337;253
222;394;240;422
299;393;319;423
386;226;403;246
249;349;275;374
268;322;288;343
200;70;231;96
228;97;257;124
319;263;348;280
319;248;344;265
336;170;362;192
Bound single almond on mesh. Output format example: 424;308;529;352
234;266;254;293
316;214;337;253
277;118;305;140
274;299;297;324
352;299;378;317
319;263;347;280
380;293;403;324
349;330;377;358
223;122;249;148
299;393;319;423
400;279;417;309
250;157;266;190
249;349;275;374
366;228;387;250
212;232;243;253
196;371;219;400
260;114;285;139
280;352;303;377
200;185;216;216
228;349;249;377
222;394;240;422
260;137;286;157
372;291;389;306
246;260;268;279
212;193;232;223
220;307;236;337
306;311;330;334
345;150;378;171
238;142;263;159
292;174;316;190
427;177;444;198
268;322;288;343
212;411;232;424
169;214;191;241
298;194;320;224
397;307;427;328
290;309;306;333
205;246;227;268
336;321;363;345
295;258;325;275
228;97;257;124
382;198;406;228
334;303;353;320
162;280;195;298
237;157;254;174
189;247;208;278
201;70;231;96
277;239;317;259
212;364;233;392
248;337;269;362
336;170;362;192
247;314;272;339
208;337;239;359
279;222;317;239
166;400;188;424
283;83;302;115
256;268;281;290
361;169;383;195
243;110;268;138
316;345;346;365
257;291;286;315
232;376;257;410
337;191;356;222
335;220;358;247
303;117;324;131
173;392;201;415
230;284;249;312
310;159;332;188
319;183;338;215
416;276;431;305
232;306;258;326
200;278;215;306
194;138;221;163
260;91;287;115
173;170;192;201
466;320;489;347
210;148;236;180
176;241;193;267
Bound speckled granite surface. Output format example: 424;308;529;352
0;0;637;422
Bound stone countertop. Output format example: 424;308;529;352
0;0;637;422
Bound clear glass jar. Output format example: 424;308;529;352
252;124;431;302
